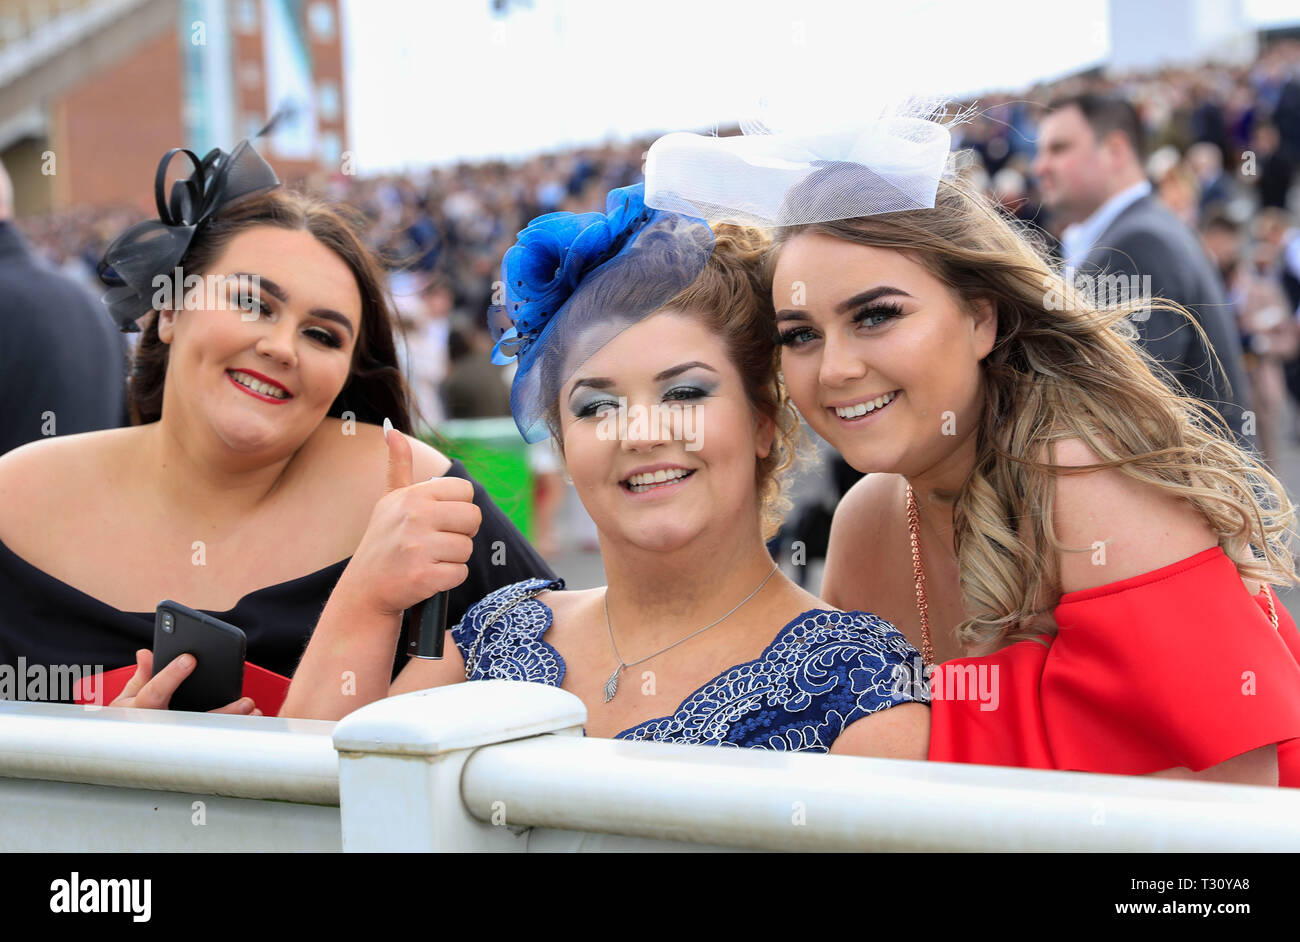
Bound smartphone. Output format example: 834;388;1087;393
405;591;448;659
152;600;246;713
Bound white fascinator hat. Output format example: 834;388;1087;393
644;97;969;228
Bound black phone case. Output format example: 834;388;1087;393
153;600;246;713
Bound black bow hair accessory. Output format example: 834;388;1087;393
97;117;285;332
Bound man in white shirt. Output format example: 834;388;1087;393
1033;94;1252;444
1058;177;1152;279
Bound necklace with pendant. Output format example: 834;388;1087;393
601;565;779;702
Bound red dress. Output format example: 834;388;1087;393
928;547;1300;786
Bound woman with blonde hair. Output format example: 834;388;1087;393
645;108;1300;785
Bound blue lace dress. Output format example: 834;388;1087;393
450;578;929;752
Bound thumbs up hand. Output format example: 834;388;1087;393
338;419;482;618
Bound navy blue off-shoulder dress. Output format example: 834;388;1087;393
451;577;929;752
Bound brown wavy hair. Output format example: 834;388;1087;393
545;225;805;539
129;189;416;433
767;177;1296;646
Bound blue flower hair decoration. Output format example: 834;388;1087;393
491;184;654;364
490;183;715;443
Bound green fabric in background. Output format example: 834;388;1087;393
426;417;533;540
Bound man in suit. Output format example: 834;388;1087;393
1033;94;1252;441
0;160;127;455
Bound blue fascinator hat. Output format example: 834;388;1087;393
97;127;282;332
490;183;715;443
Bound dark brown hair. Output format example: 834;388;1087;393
1046;93;1146;161
129;189;415;433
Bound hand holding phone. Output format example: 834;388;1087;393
107;602;252;712
144;600;247;712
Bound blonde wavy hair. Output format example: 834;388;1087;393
545;224;805;541
767;178;1297;648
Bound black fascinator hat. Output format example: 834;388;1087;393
98;125;282;332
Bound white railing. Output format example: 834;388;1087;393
0;699;341;852
2;680;1299;852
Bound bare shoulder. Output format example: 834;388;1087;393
529;586;602;653
536;586;601;620
831;473;902;549
1049;437;1219;594
401;427;454;480
829;702;930;760
0;426;136;476
840;470;900;513
0;428;141;538
822;473;904;609
307;419;453;495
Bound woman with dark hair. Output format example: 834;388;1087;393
0;137;552;710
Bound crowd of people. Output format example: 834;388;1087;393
11;44;1300;465
958;40;1300;467
15;142;647;432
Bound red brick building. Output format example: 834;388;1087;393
0;0;347;216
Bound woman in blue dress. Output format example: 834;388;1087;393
279;185;929;756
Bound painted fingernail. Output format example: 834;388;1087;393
383;417;393;441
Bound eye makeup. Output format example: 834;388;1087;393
661;377;717;402
224;277;345;349
224;276;270;317
850;301;905;329
568;372;719;419
571;392;620;419
304;325;344;348
777;301;906;348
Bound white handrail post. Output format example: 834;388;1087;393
332;680;587;852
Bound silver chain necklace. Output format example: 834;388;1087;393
601;566;779;702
